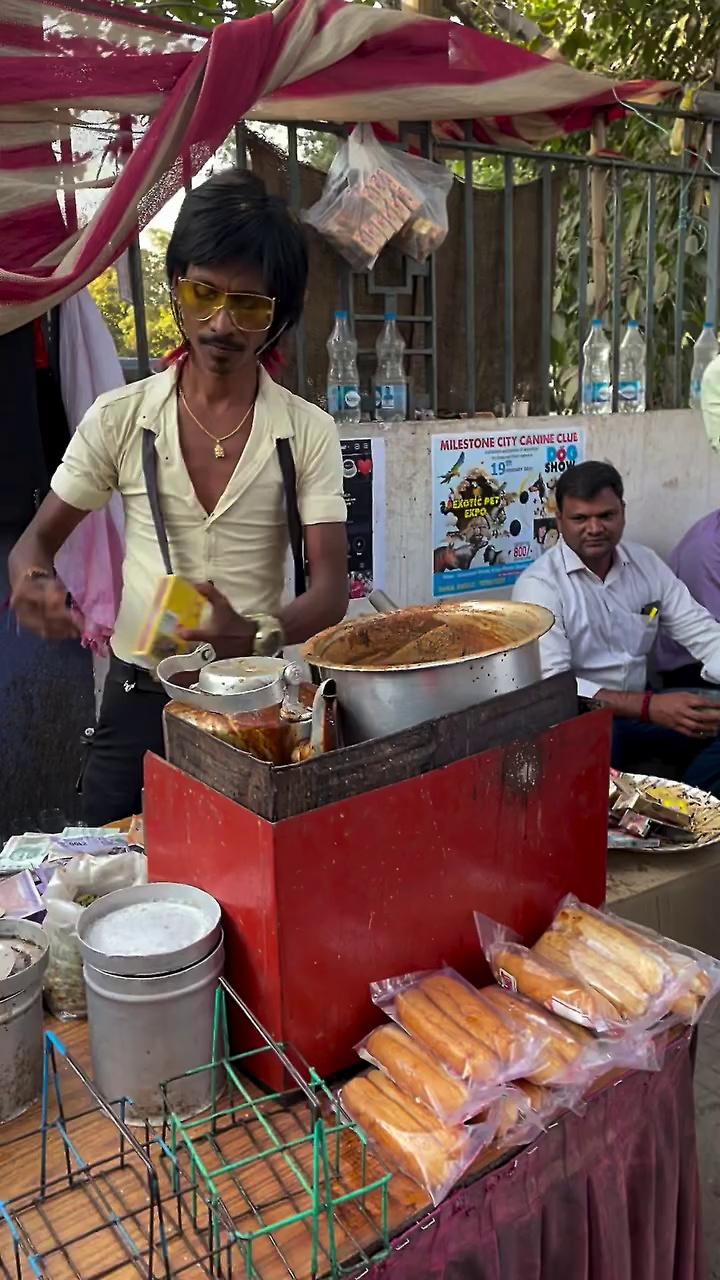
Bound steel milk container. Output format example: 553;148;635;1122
78;883;223;1123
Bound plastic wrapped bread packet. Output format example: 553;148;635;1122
548;896;720;1027
370;967;545;1097
339;1069;498;1206
479;986;617;1087
476;899;720;1042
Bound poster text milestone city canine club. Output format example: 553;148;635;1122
431;428;585;596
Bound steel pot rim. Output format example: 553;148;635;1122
303;600;554;674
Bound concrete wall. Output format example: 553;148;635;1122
340;408;720;612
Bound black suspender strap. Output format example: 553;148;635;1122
142;428;173;576
141;427;307;597
276;436;307;598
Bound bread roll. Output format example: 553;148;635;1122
395;988;502;1082
368;1071;462;1158
534;931;650;1020
342;1073;454;1192
492;944;618;1028
481;985;590;1084
365;1025;469;1118
420;974;515;1063
552;907;669;995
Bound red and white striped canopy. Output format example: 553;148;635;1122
0;0;672;334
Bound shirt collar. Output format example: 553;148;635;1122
559;538;630;576
139;362;293;440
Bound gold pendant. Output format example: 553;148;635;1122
214;442;225;460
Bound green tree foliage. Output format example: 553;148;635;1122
89;230;179;359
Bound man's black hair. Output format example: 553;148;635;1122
555;460;624;511
166;169;308;353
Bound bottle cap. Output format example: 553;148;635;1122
628;319;638;328
592;318;602;327
384;312;397;321
336;309;348;319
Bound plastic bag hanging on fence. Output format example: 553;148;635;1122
392;151;453;263
305;125;451;271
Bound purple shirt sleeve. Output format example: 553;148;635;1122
655;510;720;671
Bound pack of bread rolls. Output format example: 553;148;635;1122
480;986;611;1087
371;967;546;1091
358;1024;473;1123
340;1069;497;1205
548;898;720;1027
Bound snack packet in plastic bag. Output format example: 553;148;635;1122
391;151;453;263
370;966;543;1093
480;985;614;1086
549;895;720;1027
44;850;147;1019
340;1068;497;1206
304;125;423;271
490;1079;578;1149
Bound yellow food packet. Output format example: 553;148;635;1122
134;575;209;664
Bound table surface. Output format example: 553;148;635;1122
606;839;720;903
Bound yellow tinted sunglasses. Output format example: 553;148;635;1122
176;278;275;333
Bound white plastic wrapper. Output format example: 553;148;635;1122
44;851;147;1019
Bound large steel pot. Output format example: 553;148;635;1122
303;600;553;742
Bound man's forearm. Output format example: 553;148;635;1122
591;688;646;719
8;526;55;593
279;580;348;647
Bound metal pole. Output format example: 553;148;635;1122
235;123;247;170
577;167;589;405
645;171;657;408
127;236;150;379
673;121;690;407
503;154;514;413
287;124;307;397
705;125;720;327
540;162;552;415
611;170;623;413
463;121;476;414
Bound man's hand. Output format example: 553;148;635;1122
648;692;720;739
10;573;83;641
179;583;257;659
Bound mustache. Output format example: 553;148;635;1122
199;335;246;352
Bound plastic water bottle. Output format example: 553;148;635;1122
374;313;408;422
617;320;646;413
690;322;719;409
326;311;361;424
581;319;612;415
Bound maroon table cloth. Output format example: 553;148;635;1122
368;1032;703;1280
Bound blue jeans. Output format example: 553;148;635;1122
611;707;720;799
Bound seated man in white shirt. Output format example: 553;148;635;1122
512;461;720;797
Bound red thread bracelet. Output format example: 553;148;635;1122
641;692;653;722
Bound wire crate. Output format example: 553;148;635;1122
0;1032;239;1280
161;979;392;1280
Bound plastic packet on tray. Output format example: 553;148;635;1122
340;1068;498;1206
478;985;619;1087
304;124;452;271
475;896;717;1042
369;966;545;1098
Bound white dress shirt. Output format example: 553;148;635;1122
511;539;720;698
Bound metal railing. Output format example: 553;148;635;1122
130;102;720;417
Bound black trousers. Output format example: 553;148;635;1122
80;656;168;827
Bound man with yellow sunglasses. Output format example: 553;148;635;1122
8;170;349;825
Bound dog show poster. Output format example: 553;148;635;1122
431;427;585;596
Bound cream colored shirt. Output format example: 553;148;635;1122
51;365;346;666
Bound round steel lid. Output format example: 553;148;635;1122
77;882;222;977
197;656;286;696
0;918;49;999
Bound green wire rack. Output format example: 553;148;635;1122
160;978;392;1280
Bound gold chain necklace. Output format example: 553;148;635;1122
179;388;254;460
